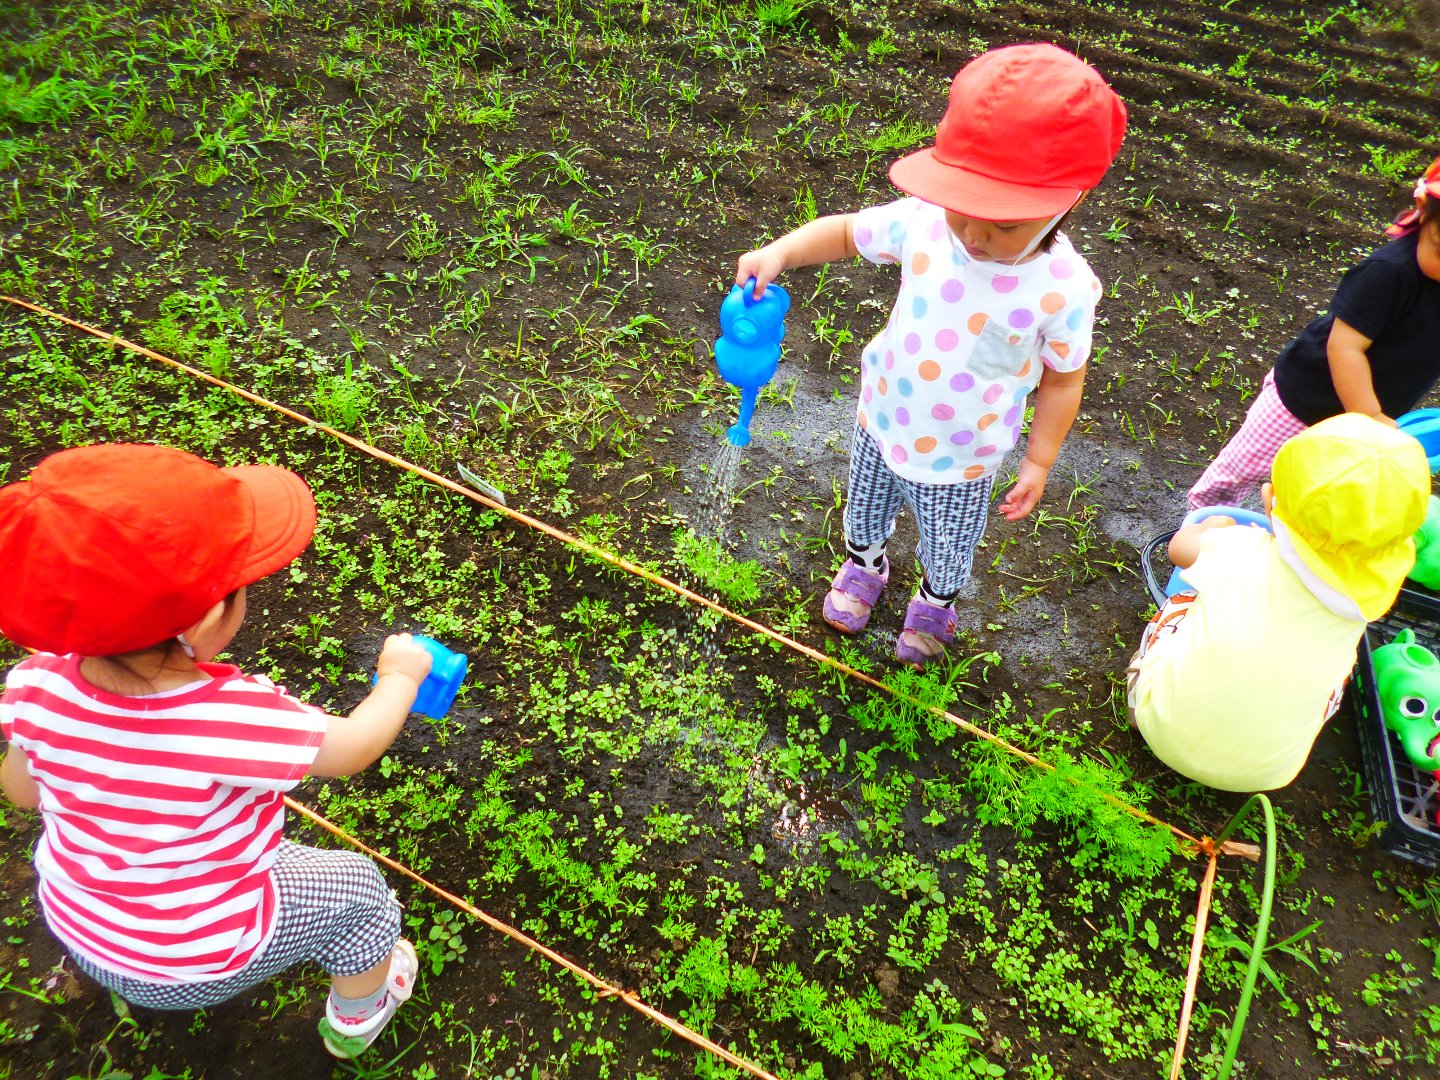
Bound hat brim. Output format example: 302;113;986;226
890;148;1083;220
224;465;316;588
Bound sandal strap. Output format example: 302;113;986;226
903;597;956;642
830;559;888;606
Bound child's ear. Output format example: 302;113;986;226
1261;482;1275;516
185;599;231;642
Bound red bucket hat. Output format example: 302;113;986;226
889;43;1128;220
0;443;316;656
1386;152;1440;238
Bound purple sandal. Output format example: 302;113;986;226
895;596;957;669
822;558;889;634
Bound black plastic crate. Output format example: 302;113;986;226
1352;586;1440;871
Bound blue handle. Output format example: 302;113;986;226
1179;505;1271;530
373;635;468;719
716;282;788;366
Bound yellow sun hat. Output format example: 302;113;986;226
1270;413;1430;621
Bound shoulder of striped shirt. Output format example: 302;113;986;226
13;657;329;715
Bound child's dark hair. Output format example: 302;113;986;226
1034;191;1091;254
1419;194;1440;235
101;590;243;690
1036;211;1073;254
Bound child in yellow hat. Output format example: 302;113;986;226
1128;413;1429;792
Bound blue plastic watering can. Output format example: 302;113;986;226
373;635;468;719
714;280;789;447
1397;408;1440;474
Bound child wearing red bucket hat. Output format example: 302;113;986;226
733;43;1126;668
0;443;434;1059
1188;152;1440;509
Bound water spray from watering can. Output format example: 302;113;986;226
714;279;789;447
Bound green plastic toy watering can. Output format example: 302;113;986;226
1371;628;1440;770
1408;495;1440;591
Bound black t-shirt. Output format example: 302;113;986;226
1273;231;1440;425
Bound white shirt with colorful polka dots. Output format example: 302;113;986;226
851;197;1101;485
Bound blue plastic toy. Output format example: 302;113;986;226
1397;408;1440;474
373;635;468;719
714;279;789;447
1164;505;1271;597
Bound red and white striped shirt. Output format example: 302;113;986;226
0;654;328;982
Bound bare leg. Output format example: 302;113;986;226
330;955;389;1000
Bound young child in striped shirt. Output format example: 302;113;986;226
0;443;433;1059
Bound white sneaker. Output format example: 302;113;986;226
318;939;419;1059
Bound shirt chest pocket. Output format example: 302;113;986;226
969;319;1036;381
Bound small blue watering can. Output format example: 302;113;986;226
374;635;468;719
714;279;789;447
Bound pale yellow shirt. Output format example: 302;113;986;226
1132;525;1365;791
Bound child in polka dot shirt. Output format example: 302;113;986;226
735;44;1127;667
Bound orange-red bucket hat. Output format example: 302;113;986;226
889;43;1127;220
0;443;315;655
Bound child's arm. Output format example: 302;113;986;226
1167;516;1238;570
735;214;857;297
998;365;1086;522
1;746;39;809
309;634;433;778
1327;318;1397;425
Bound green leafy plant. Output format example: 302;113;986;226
673;529;762;606
312;357;377;431
754;0;817;33
424;908;469;976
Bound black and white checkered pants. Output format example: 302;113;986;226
844;423;996;596
69;840;402;1010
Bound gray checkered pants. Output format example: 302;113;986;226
845;423;995;596
69;841;402;1010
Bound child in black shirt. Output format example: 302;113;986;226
1189;153;1440;509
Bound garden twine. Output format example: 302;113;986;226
283;797;780;1080
0;296;1209;849
4;294;1270;1078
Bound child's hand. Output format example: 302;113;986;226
999;459;1049;521
376;633;432;686
735;246;785;297
1196;515;1236;531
